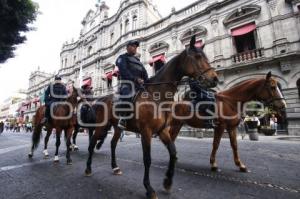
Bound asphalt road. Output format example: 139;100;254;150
0;131;299;199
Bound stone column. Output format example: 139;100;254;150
267;0;289;54
210;13;223;68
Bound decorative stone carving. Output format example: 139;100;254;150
84;34;97;46
148;41;169;55
223;5;261;27
267;0;278;10
131;9;138;15
180;26;207;44
280;60;291;72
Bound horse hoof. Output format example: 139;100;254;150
74;148;79;151
96;144;101;150
163;178;172;193
43;155;49;159
211;167;221;172
28;154;33;158
112;167;123;175
67;160;72;165
85;169;92;177
146;192;158;199
54;156;59;163
240;167;250;173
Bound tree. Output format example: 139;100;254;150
0;0;38;63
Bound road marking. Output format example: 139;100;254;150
0;144;30;155
0;159;51;172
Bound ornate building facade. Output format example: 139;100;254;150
27;0;300;135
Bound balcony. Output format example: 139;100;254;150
232;48;264;64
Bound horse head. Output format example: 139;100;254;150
67;85;82;106
180;35;219;88
257;72;287;111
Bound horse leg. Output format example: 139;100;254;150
169;122;183;142
210;126;224;172
54;129;61;163
43;128;52;159
111;126;122;175
65;128;73;165
72;125;79;151
228;128;248;172
159;127;177;193
141;131;157;199
88;127;94;144
85;128;102;176
28;123;43;158
96;125;108;150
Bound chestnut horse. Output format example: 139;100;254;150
28;86;80;164
168;72;286;172
85;36;219;199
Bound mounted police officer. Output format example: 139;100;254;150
41;75;68;124
189;78;216;128
115;39;149;129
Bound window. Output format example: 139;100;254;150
125;19;130;33
87;46;93;56
231;23;257;53
132;16;137;30
120;23;123;36
64;58;67;67
73;56;76;64
110;32;114;45
61;60;64;68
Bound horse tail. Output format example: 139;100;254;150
32;107;44;150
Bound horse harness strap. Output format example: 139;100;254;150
254;80;285;105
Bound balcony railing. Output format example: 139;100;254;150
232;48;264;63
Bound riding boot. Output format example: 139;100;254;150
42;105;51;124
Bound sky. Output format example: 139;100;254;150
0;0;197;102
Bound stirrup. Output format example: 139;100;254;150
118;119;126;130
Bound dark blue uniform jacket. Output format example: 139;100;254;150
116;53;148;96
44;83;67;105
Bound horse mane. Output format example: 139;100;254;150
219;78;265;96
147;52;182;83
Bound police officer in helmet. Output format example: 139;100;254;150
41;75;68;124
115;39;149;129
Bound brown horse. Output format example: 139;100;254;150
28;86;80;164
85;36;219;199
168;72;286;172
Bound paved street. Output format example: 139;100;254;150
0;130;299;199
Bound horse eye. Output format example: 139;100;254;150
271;87;276;90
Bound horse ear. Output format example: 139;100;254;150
266;71;272;80
189;35;196;49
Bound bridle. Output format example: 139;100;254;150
254;80;285;107
186;48;215;86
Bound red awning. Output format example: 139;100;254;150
195;40;204;48
19;106;27;112
82;78;92;87
231;23;256;37
149;54;166;66
106;72;113;80
112;66;119;77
